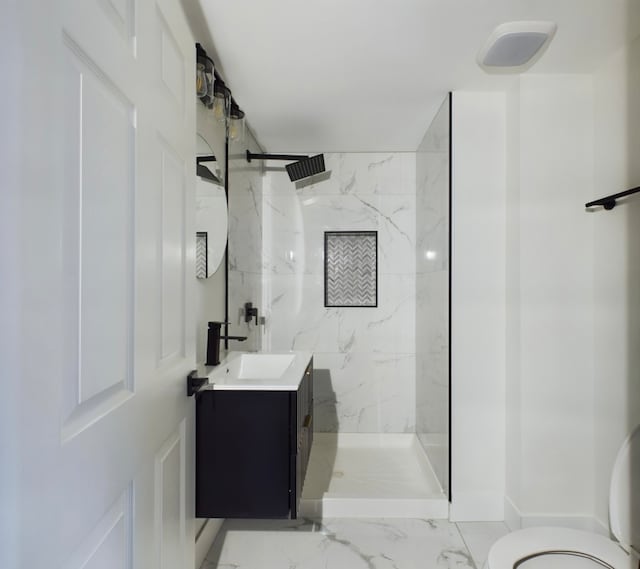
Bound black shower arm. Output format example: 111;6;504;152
246;150;309;163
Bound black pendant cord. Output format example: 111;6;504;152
224;137;229;351
586;185;640;211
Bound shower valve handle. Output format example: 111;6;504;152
244;302;258;325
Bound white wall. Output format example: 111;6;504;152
519;74;595;521
452;79;598;525
450;91;506;521
453;66;640;530
0;4;22;562
592;36;640;529
504;74;596;528
504;80;522;529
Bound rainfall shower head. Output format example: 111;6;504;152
246;150;327;183
285;154;325;182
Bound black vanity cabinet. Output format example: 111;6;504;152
195;358;313;519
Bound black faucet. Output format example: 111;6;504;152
206;321;247;366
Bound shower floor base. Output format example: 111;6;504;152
300;433;448;519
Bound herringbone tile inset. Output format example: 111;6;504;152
325;231;377;307
196;232;208;279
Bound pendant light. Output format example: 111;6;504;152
229;101;245;143
212;79;230;123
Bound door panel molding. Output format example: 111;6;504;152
154;420;187;569
156;6;185;115
157;135;187;368
61;33;136;440
63;483;134;569
97;0;136;54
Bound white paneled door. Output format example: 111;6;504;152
1;0;196;567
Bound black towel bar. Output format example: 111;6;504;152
585;186;640;211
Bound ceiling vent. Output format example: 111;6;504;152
478;21;557;73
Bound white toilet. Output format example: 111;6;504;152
487;424;640;569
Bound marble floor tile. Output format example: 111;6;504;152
201;517;475;569
456;522;510;569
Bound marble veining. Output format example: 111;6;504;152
341;172;357;194
201;518;476;569
355;196;412;246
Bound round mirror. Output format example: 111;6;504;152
196;134;227;278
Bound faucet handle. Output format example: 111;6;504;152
244;302;259;325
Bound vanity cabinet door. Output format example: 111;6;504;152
196;390;292;518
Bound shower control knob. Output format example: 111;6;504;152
244;302;258;325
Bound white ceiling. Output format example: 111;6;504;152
189;0;638;153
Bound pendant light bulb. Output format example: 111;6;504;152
212;79;229;123
229;102;245;143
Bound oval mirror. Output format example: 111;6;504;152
196;134;227;278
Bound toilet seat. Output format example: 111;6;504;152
487;425;640;569
486;527;633;569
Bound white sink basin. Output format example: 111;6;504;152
237;353;295;379
203;351;312;391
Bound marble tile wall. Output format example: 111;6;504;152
226;132;264;352
263;153;416;433
416;96;450;493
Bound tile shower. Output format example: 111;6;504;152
261;135;451;515
263;152;417;434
